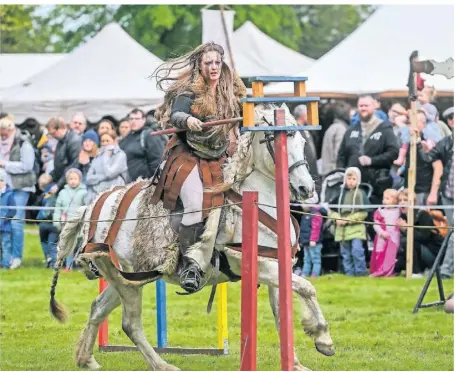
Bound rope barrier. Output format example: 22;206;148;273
258;202;455;231
0;202;242;224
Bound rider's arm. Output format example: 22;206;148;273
170;94;194;129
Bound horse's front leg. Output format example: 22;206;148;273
257;260;334;359
268;286;311;371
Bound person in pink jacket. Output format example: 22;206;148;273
370;189;401;277
295;203;324;278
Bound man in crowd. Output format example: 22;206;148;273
294;105;320;190
47;116;82;194
337;95;399;200
403;111;443;206
69;112;87;136
443;107;454;131
119;108;165;181
0;115;36;269
415;106;454;279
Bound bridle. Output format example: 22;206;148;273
258;117;309;175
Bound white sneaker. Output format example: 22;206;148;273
411;273;423;278
10;258;22;270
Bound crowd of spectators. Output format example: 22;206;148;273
0;88;453;281
0;109;166;270
292;88;453;279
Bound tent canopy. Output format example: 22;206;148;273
232;21;315;77
0;53;65;96
1;23;164;123
264;5;454;96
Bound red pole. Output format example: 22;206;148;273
240;191;259;371
98;278;109;347
274;109;294;371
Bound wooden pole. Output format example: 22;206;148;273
240;191;259;371
219;5;236;71
406;73;418;279
274;109;294;371
98;278;109;348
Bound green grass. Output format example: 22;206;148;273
0;226;453;371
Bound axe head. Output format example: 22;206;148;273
413;57;454;79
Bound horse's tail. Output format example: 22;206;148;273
49;206;87;323
49;257;67;323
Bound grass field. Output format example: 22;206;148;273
0;226;453;371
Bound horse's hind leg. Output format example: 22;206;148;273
116;284;179;371
75;283;121;370
257;260;334;360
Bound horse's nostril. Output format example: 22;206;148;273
298;186;308;196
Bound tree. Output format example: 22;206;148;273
293;5;376;59
0;5;50;52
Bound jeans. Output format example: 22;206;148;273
39;222;59;267
340;238;366;276
11;191;30;260
303;243;322;277
1;231;13;268
441;196;454;278
416;193;429;207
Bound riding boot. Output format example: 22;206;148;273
179;222;205;293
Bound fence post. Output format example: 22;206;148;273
274;109;295;371
240;191;259;371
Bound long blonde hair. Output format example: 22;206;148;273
152;42;245;131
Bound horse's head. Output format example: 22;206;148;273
251;103;315;201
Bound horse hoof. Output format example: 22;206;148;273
315;341;335;357
78;357;102;370
294;363;312;371
158;363;180;371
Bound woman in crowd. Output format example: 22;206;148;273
97;119;116;138
85;130;128;204
118;118;131;140
72;129;99;181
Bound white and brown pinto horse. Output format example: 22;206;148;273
48;103;334;371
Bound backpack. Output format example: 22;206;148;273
427;209;449;238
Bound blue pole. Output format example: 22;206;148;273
156;279;167;348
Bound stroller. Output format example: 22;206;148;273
319;168;374;273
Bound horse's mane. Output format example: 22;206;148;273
210;103;295;194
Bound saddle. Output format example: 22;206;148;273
150;135;225;219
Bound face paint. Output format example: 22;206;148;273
201;51;222;82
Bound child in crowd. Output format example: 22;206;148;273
329;167;369;276
295;202;324;278
394;103;441;166
54;168;87;269
36;173;58;268
369;189;401;277
0;169;16;269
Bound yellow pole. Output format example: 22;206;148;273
217;283;229;354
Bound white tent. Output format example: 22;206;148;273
264;5;454;96
1;23;164;123
0;53;65;99
232;21;315;77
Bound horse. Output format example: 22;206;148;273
48;103;335;371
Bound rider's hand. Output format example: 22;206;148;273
187;117;203;131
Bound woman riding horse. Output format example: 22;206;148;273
152;42;247;294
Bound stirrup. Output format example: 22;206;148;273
178;266;202;295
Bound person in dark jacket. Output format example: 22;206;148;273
394;189;444;277
0;169;16;269
414;127;454;278
119;108;165;181
47;116;82;194
36;173;58;268
337;95;399;200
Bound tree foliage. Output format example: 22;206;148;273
0;5;50;53
1;4;375;60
